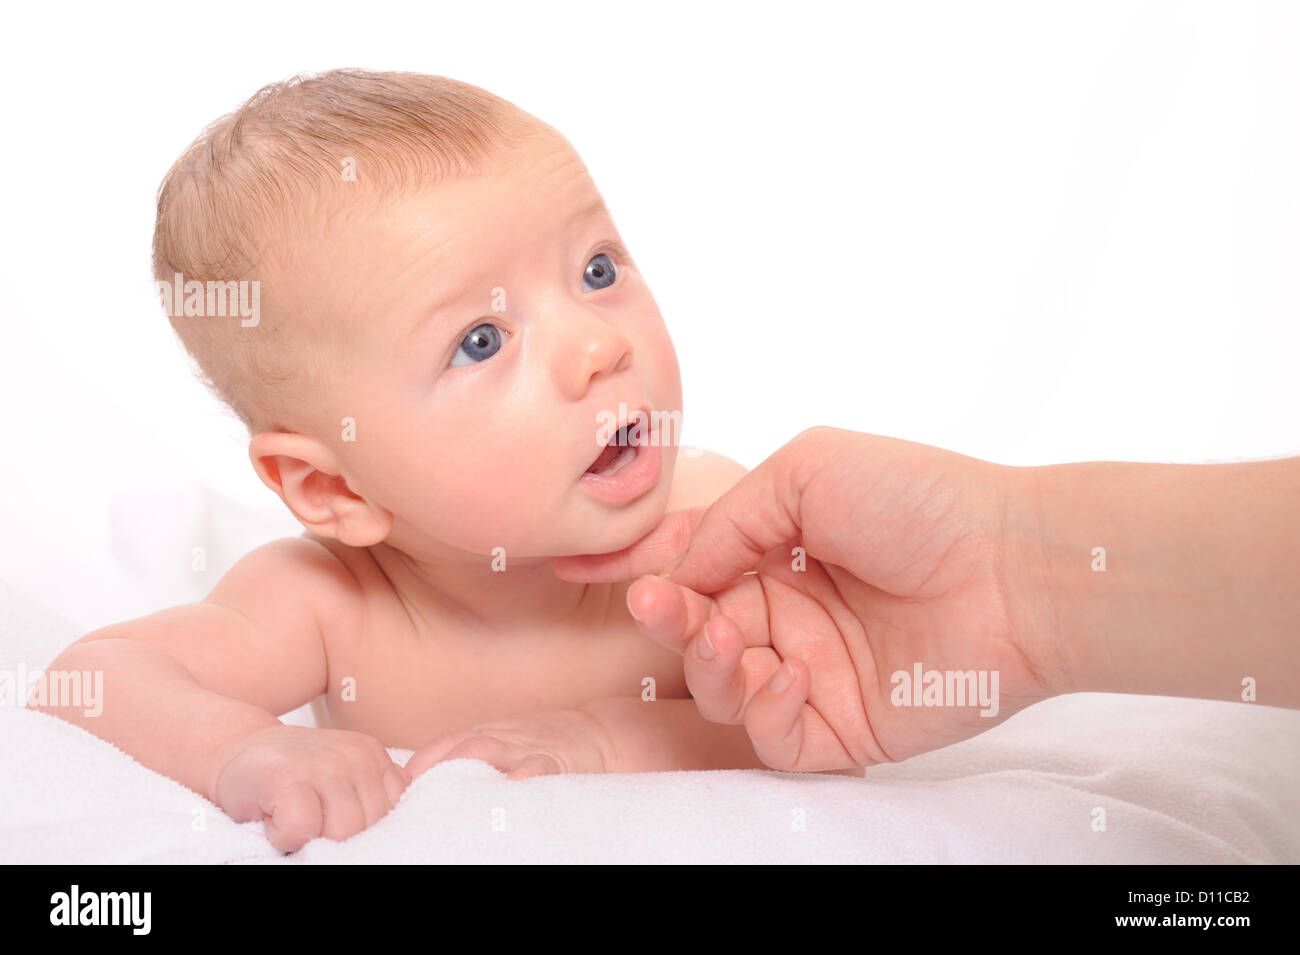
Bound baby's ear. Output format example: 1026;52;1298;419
248;432;392;546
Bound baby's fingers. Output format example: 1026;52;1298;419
438;735;515;773
382;764;409;807
353;773;392;830
405;731;478;778
507;754;562;780
316;774;367;842
263;780;323;853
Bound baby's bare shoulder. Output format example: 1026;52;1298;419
203;535;369;660
291;534;430;659
213;535;363;613
287;533;404;643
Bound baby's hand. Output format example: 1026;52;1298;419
211;725;411;852
405;708;611;780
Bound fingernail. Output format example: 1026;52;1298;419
698;619;718;660
768;661;794;695
625;583;642;621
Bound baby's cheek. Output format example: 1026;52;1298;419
645;325;681;402
403;447;574;554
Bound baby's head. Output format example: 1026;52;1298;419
154;70;682;562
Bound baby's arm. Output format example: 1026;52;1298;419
406;696;862;776
580;696;771;771
406;696;773;777
27;537;407;849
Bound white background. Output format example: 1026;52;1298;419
1;0;1297;629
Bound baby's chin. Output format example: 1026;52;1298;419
551;492;671;559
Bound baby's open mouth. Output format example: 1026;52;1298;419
586;424;637;477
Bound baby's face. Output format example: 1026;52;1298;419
287;133;682;560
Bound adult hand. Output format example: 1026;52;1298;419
557;427;1300;772
554;427;1062;771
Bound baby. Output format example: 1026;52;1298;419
29;70;770;851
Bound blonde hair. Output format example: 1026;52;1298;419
151;69;546;434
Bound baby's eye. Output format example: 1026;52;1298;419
582;252;618;293
451;323;508;367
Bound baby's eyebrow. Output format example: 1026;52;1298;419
405;282;470;343
569;198;611;228
404;198;614;343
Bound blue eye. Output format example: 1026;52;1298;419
451;323;508;367
583;252;617;292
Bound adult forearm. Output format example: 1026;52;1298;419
1023;457;1300;707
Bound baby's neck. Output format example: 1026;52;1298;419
365;539;605;630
